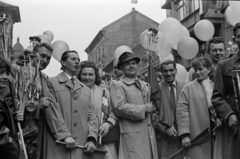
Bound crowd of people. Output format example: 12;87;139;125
0;23;240;159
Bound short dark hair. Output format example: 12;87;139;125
0;56;11;75
77;60;101;86
160;60;176;72
206;37;225;54
33;42;53;53
233;23;240;37
192;57;213;79
60;50;78;70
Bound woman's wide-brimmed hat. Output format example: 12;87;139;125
117;52;140;70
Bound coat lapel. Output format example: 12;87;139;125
41;73;50;97
57;72;74;89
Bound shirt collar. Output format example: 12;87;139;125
63;72;76;80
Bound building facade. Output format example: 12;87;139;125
85;8;159;74
162;0;231;68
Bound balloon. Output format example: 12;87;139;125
155;31;165;52
160;53;174;63
229;1;240;18
194;20;215;41
165;25;183;43
169;42;178;50
52;40;69;62
177;37;199;59
158;42;172;57
176;63;188;82
114;45;133;59
158;18;182;37
37;35;51;45
182;26;190;38
43;30;54;41
225;6;240;26
139;30;148;49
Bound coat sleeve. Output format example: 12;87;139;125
110;82;146;121
87;97;98;142
212;62;234;121
152;107;167;135
45;79;72;141
176;86;190;136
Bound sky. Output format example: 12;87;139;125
8;0;167;77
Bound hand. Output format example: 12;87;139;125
99;122;111;137
40;97;52;109
228;114;238;129
64;137;76;149
145;103;154;113
166;126;177;137
84;141;96;153
182;136;191;147
13;111;23;122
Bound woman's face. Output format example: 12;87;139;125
194;64;211;81
25;94;39;113
80;67;96;88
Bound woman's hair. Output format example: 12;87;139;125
77;60;101;86
192;57;213;79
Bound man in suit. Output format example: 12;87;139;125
152;60;185;159
47;50;98;159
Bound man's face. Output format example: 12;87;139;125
38;46;52;71
235;28;240;51
121;60;138;78
161;63;177;84
62;52;80;75
209;43;225;64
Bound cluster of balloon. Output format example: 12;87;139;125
113;45;133;67
225;1;240;26
194;20;214;41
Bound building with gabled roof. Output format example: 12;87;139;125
85;8;159;74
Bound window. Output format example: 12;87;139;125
190;0;200;13
176;0;187;21
95;51;97;62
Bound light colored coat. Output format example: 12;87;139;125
110;76;158;159
177;79;211;159
46;72;98;159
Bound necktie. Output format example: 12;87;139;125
70;78;75;87
170;84;176;111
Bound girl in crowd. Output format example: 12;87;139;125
177;57;213;159
77;60;118;159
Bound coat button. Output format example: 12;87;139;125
74;122;77;126
74;110;77;113
74;97;78;100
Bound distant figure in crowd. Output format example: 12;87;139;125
177;57;212;159
188;36;226;81
78;60;118;159
47;50;98;159
0;56;23;159
212;22;240;159
152;60;185;159
110;52;158;159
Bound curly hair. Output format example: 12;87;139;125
77;60;101;86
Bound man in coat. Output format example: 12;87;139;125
48;50;98;159
32;43;73;159
110;52;158;159
0;56;23;159
152;60;185;159
212;22;240;159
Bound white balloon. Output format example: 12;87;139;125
155;31;165;52
169;42;178;50
160;53;174;63
158;42;172;57
165;25;183;43
176;63;188;82
182;26;190;38
225;6;240;26
114;45;133;59
194;20;214;41
229;1;240;18
158;18;182;37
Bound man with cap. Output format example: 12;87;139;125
110;52;158;159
